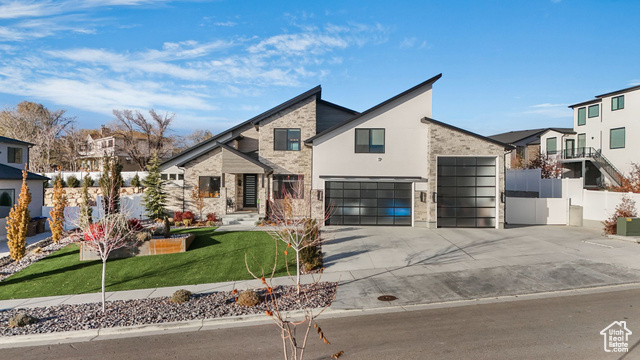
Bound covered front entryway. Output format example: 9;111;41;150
242;174;258;208
219;143;271;214
325;181;412;226
436;157;497;228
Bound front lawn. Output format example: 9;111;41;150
0;228;292;300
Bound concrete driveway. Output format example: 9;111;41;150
321;225;640;309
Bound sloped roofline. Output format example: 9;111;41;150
539;127;576;136
213;142;272;171
161;86;322;167
596;84;640;98
0;135;34;147
304;73;443;144
568;98;602;109
421;117;515;150
0;164;49;180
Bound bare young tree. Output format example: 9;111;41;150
0;101;75;172
112;109;175;169
267;181;333;294
56;126;87;171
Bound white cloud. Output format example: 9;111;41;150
214;21;236;27
399;37;416;49
629;79;640;86
522;103;571;118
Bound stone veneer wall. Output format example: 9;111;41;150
182;147;226;216
44;187;142;207
258;96;316;213
426;121;507;228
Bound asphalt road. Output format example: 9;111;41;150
5;288;640;360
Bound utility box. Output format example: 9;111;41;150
617;217;640;236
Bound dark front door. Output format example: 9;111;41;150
243;174;258;208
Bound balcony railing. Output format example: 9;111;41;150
562;147;597;159
560;147;622;187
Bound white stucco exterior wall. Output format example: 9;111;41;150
311;85;433;188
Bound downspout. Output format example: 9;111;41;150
177;166;186;213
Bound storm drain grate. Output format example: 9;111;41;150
377;295;397;301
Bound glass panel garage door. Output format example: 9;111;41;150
437;157;497;228
325;182;412;226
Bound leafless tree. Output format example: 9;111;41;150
56;126;87;171
0;101;74;172
112;109;174;169
267;181;334;294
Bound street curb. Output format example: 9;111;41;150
2;282;640;349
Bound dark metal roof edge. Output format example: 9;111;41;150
216;142;272;171
596;84;640;98
487;128;548;143
0;164;49;180
317;99;359;115
0;135;34;147
305;73;443;144
568;98;602;109
421;117;515;150
162;86;322;167
250;85;322;126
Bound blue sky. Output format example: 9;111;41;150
0;0;639;137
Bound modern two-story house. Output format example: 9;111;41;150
0;136;47;234
540;84;640;187
161;74;513;228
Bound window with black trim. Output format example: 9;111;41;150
7;147;22;164
577;107;586;126
273;174;303;199
577;133;586;150
355;128;385;153
588;104;599;118
160;174;168;180
546;137;557;154
610;128;625;149
612;95;624;111
274;129;301;151
199;176;221;198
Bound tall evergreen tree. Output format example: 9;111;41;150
99;156;123;215
79;174;93;229
142;152;167;219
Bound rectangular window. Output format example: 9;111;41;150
178;174;184;180
0;189;15;206
588;104;599;118
355;128;385;153
577;107;586;126
7;147;22;164
546;137;557;154
169;174;177;180
160;174;168;180
612;95;624;111
199;176;221;198
577;133;586;150
610;128;625;149
273;174;304;199
274;128;301;151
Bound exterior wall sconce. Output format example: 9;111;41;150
420;191;427;203
432;192;437;203
317;190;323;201
238;179;242;186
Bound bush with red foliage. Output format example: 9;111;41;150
84;223;105;241
182;211;195;221
206;213;219;222
128;218;143;231
603;196;638;235
173;211;183;222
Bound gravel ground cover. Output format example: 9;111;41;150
0;236;72;282
0;282;337;336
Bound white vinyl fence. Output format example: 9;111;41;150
42;193;147;230
506;198;569;225
581;190;640;223
506;169;563;198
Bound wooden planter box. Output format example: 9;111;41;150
80;233;195;261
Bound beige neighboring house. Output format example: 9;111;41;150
0;135;48;235
79;128;151;172
162;74;513;228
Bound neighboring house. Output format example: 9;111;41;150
162;74;513;228
540;84;640;187
0;136;48;232
79;128;153;171
489;128;574;169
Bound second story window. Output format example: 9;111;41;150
612;95;624;111
274;129;301;151
546;137;557;155
355;128;385;153
588;104;599;118
577;133;586;150
7;147;22;164
610;128;625;149
577;107;586;126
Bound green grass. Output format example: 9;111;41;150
0;228;293;300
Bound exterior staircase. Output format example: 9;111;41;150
562;147;623;187
221;212;261;226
